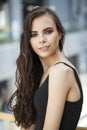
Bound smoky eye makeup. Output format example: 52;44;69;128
31;31;38;37
45;29;53;34
31;33;37;37
30;27;54;37
44;27;54;34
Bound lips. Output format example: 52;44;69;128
39;45;50;51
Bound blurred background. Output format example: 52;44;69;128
0;0;87;130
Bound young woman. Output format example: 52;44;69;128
8;7;83;130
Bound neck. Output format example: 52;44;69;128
40;51;64;73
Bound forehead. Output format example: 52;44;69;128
31;14;56;31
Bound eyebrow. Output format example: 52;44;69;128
31;27;53;33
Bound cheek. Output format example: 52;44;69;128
30;38;34;45
30;39;38;54
50;34;59;44
29;41;35;52
30;38;39;48
30;38;35;47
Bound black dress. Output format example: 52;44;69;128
34;62;83;130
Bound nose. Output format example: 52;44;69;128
39;34;47;44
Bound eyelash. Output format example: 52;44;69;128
45;30;53;34
31;34;37;37
31;30;53;37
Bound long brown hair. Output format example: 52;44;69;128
8;6;65;129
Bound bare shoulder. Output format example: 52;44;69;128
48;62;74;82
48;63;74;95
48;62;81;102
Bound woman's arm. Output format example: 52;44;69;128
43;65;72;130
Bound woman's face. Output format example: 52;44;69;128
30;14;61;59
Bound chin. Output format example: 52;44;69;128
39;53;52;59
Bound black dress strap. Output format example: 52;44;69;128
54;62;75;71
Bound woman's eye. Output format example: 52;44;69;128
45;30;53;34
31;34;37;37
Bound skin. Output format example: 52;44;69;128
29;14;81;130
30;14;62;72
